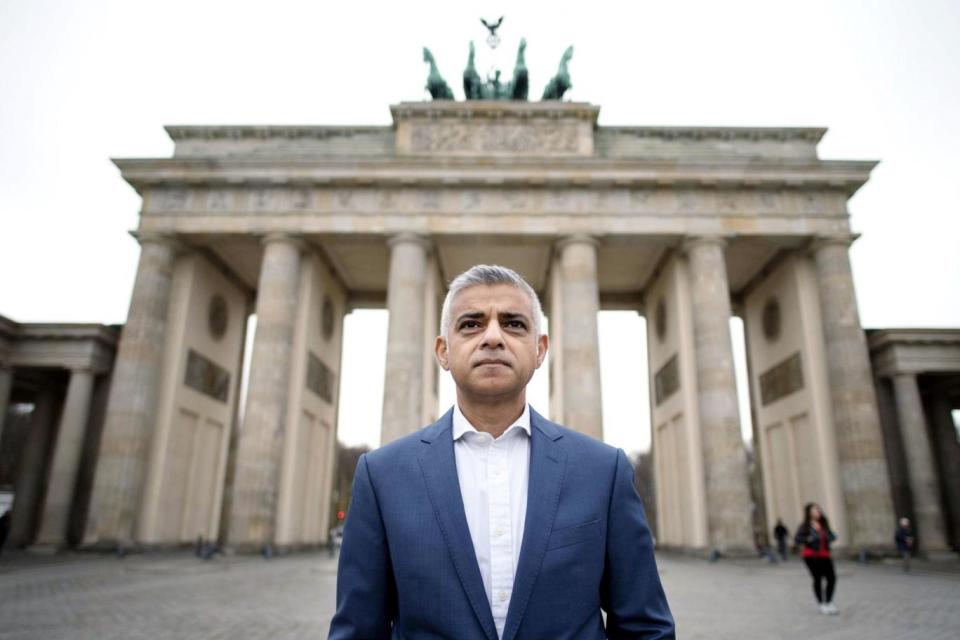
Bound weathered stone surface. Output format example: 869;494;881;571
8;388;58;546
812;236;895;549
683;236;754;552
85;236;179;547
35;369;96;547
380;233;431;445
554;235;603;440
892;373;947;550
228;234;303;546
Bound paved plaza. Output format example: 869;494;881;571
0;550;957;639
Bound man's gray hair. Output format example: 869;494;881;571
439;264;544;340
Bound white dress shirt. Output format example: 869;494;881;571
452;403;531;639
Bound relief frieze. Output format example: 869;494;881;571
408;121;581;155
144;185;847;219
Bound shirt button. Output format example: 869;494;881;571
495;527;505;536
498;591;507;602
493;467;502;476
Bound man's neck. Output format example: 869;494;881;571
457;392;526;439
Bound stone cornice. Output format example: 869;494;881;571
601;126;827;144
165;125;388;142
164;123;827;144
0;321;120;373
390;101;601;125
16;324;120;346
0;314;21;340
0;314;119;346
165;123;826;143
867;328;960;350
867;328;960;376
113;157;876;196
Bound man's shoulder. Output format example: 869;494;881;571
364;416;451;466
539;417;622;464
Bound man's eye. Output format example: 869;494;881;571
460;321;480;330
506;321;526;329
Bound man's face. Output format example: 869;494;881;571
435;284;548;403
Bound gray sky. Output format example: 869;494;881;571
2;0;958;453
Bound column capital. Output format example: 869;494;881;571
261;232;306;250
387;232;432;250
807;232;860;254
555;234;600;252
681;234;729;254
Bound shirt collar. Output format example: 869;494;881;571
452;403;531;441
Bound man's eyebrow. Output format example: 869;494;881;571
499;311;531;323
455;311;486;323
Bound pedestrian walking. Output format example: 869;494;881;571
795;502;838;615
895;517;915;573
774;518;789;561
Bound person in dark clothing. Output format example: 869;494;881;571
0;509;10;555
773;518;789;561
894;517;915;573
795;502;838;615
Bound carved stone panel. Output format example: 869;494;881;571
184;349;230;403
392;102;597;157
654;353;680;406
759;352;804;406
405;121;583;156
306;351;335;403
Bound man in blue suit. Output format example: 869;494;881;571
330;265;674;639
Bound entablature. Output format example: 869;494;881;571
115;157;875;197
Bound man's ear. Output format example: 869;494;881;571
435;335;450;370
536;333;549;368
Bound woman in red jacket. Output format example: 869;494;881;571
794;502;838;614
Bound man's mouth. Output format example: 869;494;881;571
474;359;510;368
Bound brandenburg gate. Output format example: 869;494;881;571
76;99;902;554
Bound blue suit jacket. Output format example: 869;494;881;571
329;407;675;639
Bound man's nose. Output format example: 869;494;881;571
480;321;505;348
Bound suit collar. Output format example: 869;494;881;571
452;403;531;441
418;406;455;444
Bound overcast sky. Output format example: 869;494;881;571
2;1;958;454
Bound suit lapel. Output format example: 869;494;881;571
417;410;498;640
501;410;567;640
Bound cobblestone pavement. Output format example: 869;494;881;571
0;550;957;639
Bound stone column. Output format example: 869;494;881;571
928;395;960;547
0;366;12;452
228;233;303;547
381;233;430;445
84;234;179;547
34;369;97;548
555;235;603;440
8;387;59;547
891;374;948;550
811;235;895;548
682;236;753;552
